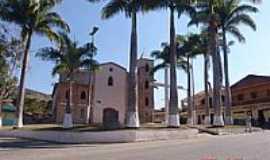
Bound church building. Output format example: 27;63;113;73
52;58;154;126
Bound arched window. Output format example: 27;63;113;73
145;80;149;89
145;64;149;72
145;97;149;106
80;91;86;100
65;90;69;100
108;76;114;86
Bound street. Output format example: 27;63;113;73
0;131;270;160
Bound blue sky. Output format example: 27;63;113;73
25;0;270;109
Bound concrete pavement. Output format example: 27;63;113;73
0;131;270;160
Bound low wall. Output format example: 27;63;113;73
0;129;198;144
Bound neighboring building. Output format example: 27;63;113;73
137;58;154;123
52;58;154;126
183;74;270;126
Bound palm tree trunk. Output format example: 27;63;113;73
187;56;193;125
16;31;33;128
209;0;224;127
212;35;224;126
191;59;197;125
126;10;139;128
168;7;180;127
164;66;169;125
222;27;233;125
204;53;211;125
63;78;73;128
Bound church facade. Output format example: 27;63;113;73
52;58;154;126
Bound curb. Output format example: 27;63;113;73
0;129;199;144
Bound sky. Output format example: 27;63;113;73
25;0;270;109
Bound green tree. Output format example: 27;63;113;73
151;42;188;125
190;0;260;126
144;0;195;127
217;0;258;125
37;32;98;128
176;34;208;125
0;0;69;128
190;0;225;126
0;24;22;127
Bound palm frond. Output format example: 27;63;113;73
102;0;128;19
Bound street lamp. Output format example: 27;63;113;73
90;26;99;43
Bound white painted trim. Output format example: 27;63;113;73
187;117;194;125
16;117;23;128
225;116;234;125
63;113;73;128
168;114;180;127
204;116;211;125
126;111;140;128
213;115;224;126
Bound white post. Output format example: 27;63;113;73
164;66;169;125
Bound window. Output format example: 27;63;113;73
221;95;225;103
108;76;113;86
145;81;149;89
201;99;205;105
65;90;69;100
80;91;86;100
109;67;113;72
209;98;213;108
237;94;244;101
145;64;150;72
145;97;149;106
250;92;257;99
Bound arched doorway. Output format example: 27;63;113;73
103;108;119;129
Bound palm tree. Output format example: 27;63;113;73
190;0;225;126
145;0;195;127
217;0;258;125
176;34;208;125
0;0;69;128
37;32;98;128
98;0;147;128
190;0;261;126
87;41;99;124
151;42;188;125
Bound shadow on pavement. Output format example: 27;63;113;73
0;137;97;150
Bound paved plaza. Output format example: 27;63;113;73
0;131;270;160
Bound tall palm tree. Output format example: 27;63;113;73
37;32;98;128
190;0;225;126
190;0;260;126
145;0;195;127
151;42;188;125
177;34;208;125
217;0;258;125
0;0;69;128
99;0;147;128
87;41;98;124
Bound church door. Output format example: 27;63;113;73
103;108;119;129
